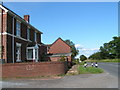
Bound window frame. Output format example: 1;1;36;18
27;47;34;60
26;46;39;61
34;31;37;42
16;20;21;37
16;43;22;62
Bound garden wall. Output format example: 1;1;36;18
2;61;68;78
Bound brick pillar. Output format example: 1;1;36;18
0;8;2;60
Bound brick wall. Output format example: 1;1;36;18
49;56;71;62
2;12;7;61
49;38;71;54
2;61;68;78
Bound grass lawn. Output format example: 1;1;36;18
78;66;104;74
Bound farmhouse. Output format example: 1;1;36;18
0;4;71;78
47;38;72;62
0;4;47;63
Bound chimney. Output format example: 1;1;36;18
24;15;30;23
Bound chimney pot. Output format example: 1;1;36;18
24;15;30;23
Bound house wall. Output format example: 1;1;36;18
49;56;71;62
2;11;7;62
14;38;28;62
49;38;71;54
49;57;61;61
48;38;72;62
1;10;43;63
2;61;68;78
39;45;47;61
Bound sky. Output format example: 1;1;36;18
3;2;118;57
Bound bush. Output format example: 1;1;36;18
59;56;66;61
80;55;87;61
72;59;79;64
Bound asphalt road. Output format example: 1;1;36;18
98;62;119;77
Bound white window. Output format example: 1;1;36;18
34;32;37;42
27;44;39;62
16;43;21;62
16;20;21;36
27;28;30;40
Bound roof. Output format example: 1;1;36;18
50;37;71;48
0;4;43;34
46;44;52;47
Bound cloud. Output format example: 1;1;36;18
75;44;84;49
75;44;99;58
81;48;99;51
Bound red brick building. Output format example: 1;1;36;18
47;38;72;62
0;4;47;63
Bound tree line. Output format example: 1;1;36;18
88;36;120;60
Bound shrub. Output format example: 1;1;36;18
59;56;66;61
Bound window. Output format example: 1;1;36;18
27;49;33;59
16;20;21;36
27;45;39;62
39;34;41;43
35;49;37;59
34;32;37;42
16;43;21;62
27;28;30;40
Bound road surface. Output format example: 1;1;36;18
1;62;119;88
97;62;119;77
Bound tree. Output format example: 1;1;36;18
89;52;101;60
89;36;120;60
80;55;87;61
99;36;120;59
99;46;109;59
112;37;120;58
65;39;79;59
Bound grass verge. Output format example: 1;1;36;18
78;66;104;74
2;74;65;80
86;59;120;63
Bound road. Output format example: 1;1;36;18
1;72;118;88
98;62;119;77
